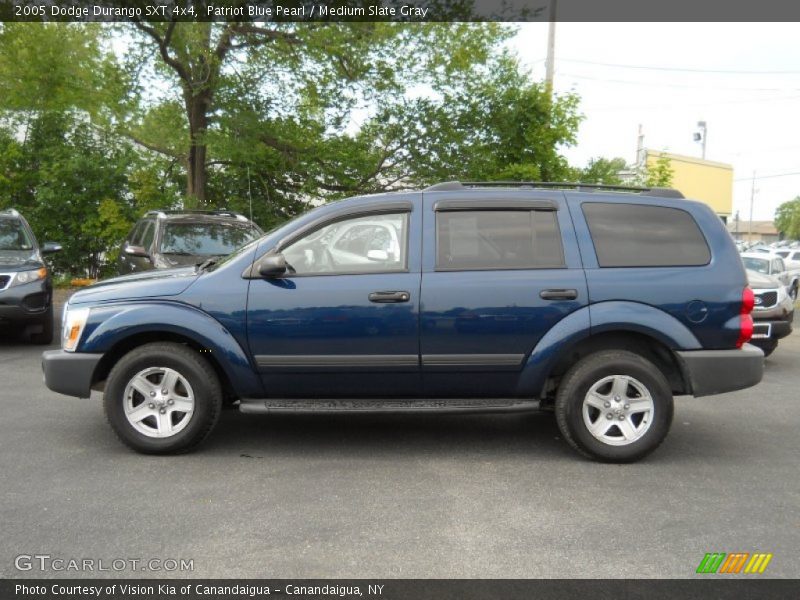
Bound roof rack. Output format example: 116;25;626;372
145;209;249;221
424;181;685;199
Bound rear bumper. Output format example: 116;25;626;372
42;350;102;398
675;344;764;398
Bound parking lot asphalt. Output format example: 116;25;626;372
1;302;798;579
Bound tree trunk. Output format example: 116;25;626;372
185;92;210;208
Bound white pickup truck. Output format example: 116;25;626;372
741;251;800;300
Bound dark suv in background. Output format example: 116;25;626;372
118;210;262;274
0;209;61;344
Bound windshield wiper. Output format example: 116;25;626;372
162;251;195;256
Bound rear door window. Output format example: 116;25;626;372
582;203;711;267
436;210;564;270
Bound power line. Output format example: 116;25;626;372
559;72;799;92
589;94;800;112
559;58;800;75
734;171;800;181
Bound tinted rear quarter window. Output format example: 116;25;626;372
582;202;710;267
436;209;564;270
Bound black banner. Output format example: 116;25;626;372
2;0;800;23
3;579;800;600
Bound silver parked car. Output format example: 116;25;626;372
746;269;794;357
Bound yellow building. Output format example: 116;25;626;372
646;150;733;221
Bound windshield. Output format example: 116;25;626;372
0;219;33;251
742;256;769;274
159;222;259;256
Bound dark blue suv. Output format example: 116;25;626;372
42;182;763;462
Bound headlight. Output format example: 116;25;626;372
10;267;47;287
62;306;91;352
777;286;788;303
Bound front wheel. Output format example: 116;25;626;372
555;350;674;462
104;342;222;454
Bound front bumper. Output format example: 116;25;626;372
752;311;794;340
42;350;103;398
0;278;51;324
675;344;764;398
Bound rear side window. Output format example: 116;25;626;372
582;203;711;267
436;210;564;270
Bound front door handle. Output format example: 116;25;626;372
540;288;578;301
369;291;410;303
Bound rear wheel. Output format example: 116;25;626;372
555;350;674;462
104;342;222;454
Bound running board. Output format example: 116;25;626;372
238;398;540;415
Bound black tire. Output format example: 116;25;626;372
29;305;54;345
751;339;777;357
104;342;222;454
555;350;674;463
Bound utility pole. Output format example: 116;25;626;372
748;171;756;242
694;121;707;160
545;0;557;94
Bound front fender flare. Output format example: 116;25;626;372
79;301;263;398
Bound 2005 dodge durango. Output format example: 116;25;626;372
43;181;764;462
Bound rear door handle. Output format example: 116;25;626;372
369;291;410;303
540;288;578;301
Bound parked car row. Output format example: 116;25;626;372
746;269;794;357
738;245;799;356
0;208;262;344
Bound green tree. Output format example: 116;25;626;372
0;21;587;270
0;113;136;277
774;197;800;239
125;21;507;206
0;23;118;115
643;153;674;187
576;157;627;185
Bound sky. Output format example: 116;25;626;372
510;22;800;221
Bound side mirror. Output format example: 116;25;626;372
124;244;149;258
366;249;389;262
258;253;287;278
41;242;62;254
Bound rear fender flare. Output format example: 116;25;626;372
516;301;701;397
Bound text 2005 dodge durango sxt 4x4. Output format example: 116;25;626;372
43;182;764;462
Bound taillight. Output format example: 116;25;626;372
741;287;755;314
737;287;755;348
